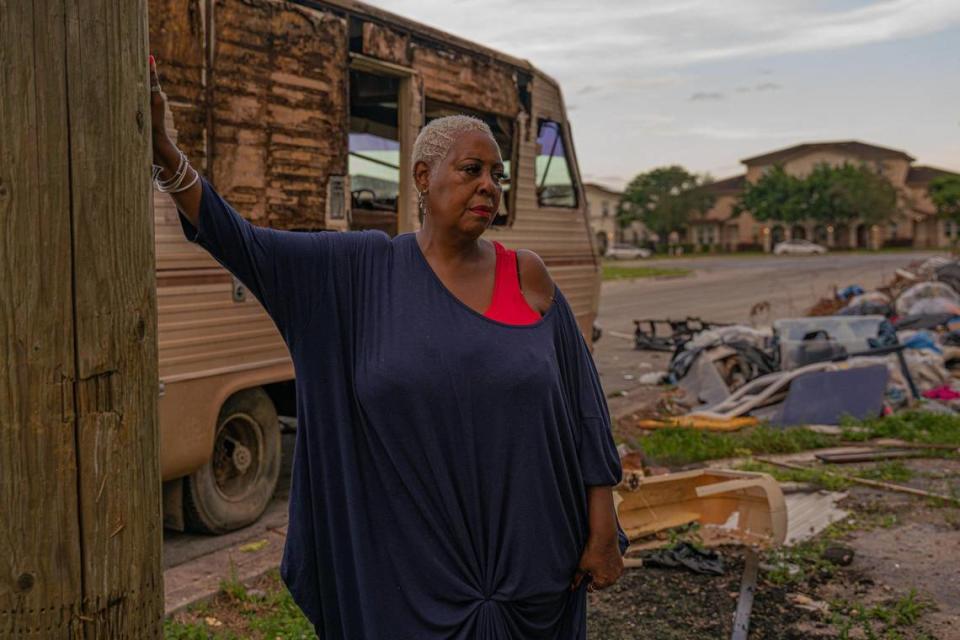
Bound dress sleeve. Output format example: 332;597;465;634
556;293;623;487
177;177;335;347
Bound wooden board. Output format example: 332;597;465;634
1;0;163;635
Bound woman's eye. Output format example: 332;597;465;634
494;173;508;184
463;165;481;175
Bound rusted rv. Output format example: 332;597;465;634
150;0;602;533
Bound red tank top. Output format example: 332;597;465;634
483;241;543;325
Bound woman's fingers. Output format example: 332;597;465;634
569;568;590;592
148;54;167;138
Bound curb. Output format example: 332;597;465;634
164;525;288;617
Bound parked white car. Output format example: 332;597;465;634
605;243;652;260
773;239;827;256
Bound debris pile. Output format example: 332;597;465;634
633;255;960;429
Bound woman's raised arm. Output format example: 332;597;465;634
149;55;201;225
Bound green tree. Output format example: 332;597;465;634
806;162;896;226
619;166;714;242
738;162;897;226
930;175;960;222
737;165;807;223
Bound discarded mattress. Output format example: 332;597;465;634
771;364;888;426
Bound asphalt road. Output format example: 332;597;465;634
165;250;942;568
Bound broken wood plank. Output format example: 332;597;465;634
756;457;960;505
815;449;927;464
731;548;759;640
841;439;960;452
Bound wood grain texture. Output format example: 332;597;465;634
1;0;163;636
0;0;84;636
63;0;163;635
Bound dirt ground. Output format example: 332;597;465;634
588;458;960;640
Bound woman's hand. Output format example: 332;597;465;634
570;534;623;592
571;485;624;592
148;55;202;224
149;55;174;159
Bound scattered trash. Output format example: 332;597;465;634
636;416;759;431
783;490;849;545
788;593;831;615
821;544;855;566
616;469;787;548
815;449;925;464
638;372;667;385
921;385;960;400
238;539;269;553
731;548;760;640
634;317;729;352
773;316;889;370
643;542;725;576
837;285;865;301
773;365;888;426
895;281;960;317
623;373;635;381
756;457;960;505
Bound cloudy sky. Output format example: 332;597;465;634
368;0;960;189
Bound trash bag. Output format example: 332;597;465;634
935;262;960;294
838;301;893;317
894;313;958;331
896;281;960;316
837;285;865;301
643;542;725;576
898;330;943;354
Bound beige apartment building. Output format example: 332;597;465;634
584;183;649;254
688;141;959;252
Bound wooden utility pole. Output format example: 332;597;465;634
0;1;163;637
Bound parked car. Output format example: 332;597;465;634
773;239;827;256
606;243;652;260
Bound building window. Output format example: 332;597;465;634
535;120;578;208
601;201;610;217
946;221;957;239
696;225;717;246
888;222;898;240
425;99;515;225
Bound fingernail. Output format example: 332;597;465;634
149;54;155;66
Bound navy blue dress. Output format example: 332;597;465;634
179;178;624;639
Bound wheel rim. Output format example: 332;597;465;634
212;412;264;503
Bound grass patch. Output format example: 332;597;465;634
602;265;692;281
631;424;839;466
762;511;903;587
842;412;960;447
734;459;915;492
830;589;934;639
737;460;852;491
164;569;313;640
623;411;960;475
856;461;914;483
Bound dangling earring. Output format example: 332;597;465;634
417;189;428;218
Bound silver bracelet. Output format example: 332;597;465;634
153;148;199;193
166;166;200;194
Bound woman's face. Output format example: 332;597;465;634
417;131;505;236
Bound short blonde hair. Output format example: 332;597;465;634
412;115;497;176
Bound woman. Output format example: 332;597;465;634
150;56;624;638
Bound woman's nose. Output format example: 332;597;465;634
478;171;496;195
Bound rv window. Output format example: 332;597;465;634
349;70;401;235
424;100;514;226
535;120;578;208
